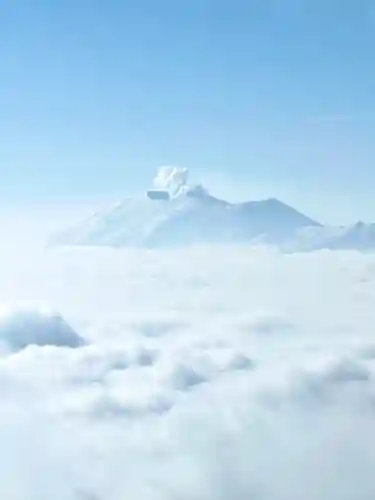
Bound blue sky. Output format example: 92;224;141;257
1;0;375;225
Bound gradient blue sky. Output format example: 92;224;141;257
2;0;375;227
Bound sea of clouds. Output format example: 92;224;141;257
1;244;375;499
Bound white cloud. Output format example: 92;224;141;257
0;244;375;499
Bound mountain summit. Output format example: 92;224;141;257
50;168;375;251
50;167;322;248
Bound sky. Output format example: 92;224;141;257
2;0;375;229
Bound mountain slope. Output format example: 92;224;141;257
50;167;375;251
50;190;321;248
230;198;320;241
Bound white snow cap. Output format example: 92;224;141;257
153;166;189;196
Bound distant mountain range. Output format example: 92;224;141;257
49;170;375;252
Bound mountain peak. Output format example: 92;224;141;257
49;166;375;251
49;167;323;248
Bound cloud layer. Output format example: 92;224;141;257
1;245;375;499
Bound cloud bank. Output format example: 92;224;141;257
1;245;375;499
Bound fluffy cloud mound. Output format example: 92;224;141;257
1;245;375;499
0;305;83;351
152;165;190;197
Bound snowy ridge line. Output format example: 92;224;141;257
49;167;375;251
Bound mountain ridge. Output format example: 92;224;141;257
48;167;375;251
49;190;322;248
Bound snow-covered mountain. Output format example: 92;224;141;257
289;221;375;252
49;170;319;247
49;167;375;251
